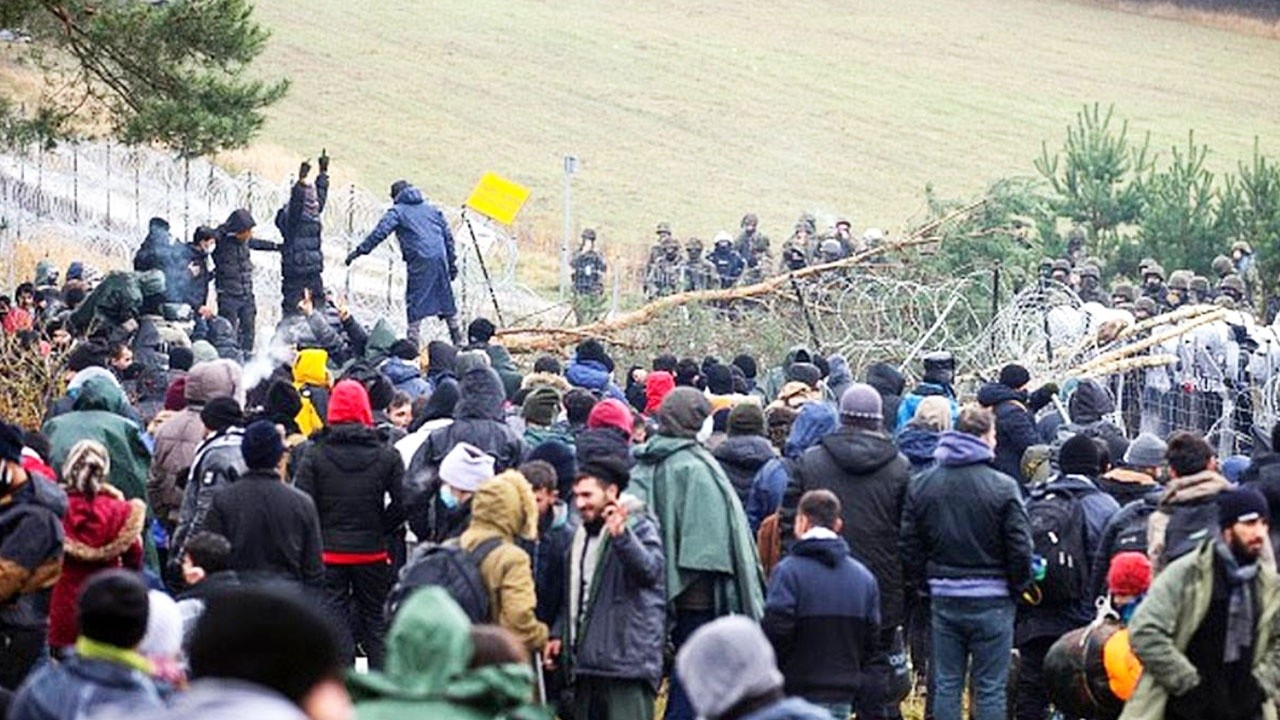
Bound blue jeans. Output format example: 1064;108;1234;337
931;596;1015;720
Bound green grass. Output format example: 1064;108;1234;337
247;0;1280;247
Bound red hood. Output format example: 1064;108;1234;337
328;379;374;427
644;371;675;415
64;491;136;549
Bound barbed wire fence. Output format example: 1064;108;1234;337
0;140;549;342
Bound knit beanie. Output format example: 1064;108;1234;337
468;317;496;346
1059;433;1101;476
389;339;419;362
705;364;734;395
1107;552;1152;598
999;363;1031;390
528;440;577;494
521;386;562;427
191;340;218;365
1219;486;1269;529
168;346;194;373
533;355;562;375
62;439;110;496
241;420;285;470
138;590;184;660
675;615;785;720
578;454;632;492
201;396;244;434
163;377;188;412
727;402;766;437
78;569;150;649
439;442;496;493
839;383;883;423
1123;433;1167;468
587;398;633;437
575;338;614;373
732;354;758;380
657;387;712;439
327;379;374;427
0;422;24;464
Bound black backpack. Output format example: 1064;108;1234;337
386;537;503;622
1158;497;1220;569
1027;486;1090;604
1110;499;1157;558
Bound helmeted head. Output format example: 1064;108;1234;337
1142;263;1165;287
685;237;704;258
1050;259;1071;282
581;228;597;249
660;235;679;258
1232;240;1253;259
740;213;758;232
656;221;672;238
1189;275;1210;300
1212;255;1233;278
1110;282;1135;305
862;227;885;245
1219;273;1246;301
713;231;733;249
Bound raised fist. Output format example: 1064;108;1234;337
318;149;330;173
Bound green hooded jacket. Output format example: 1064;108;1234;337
629;435;765;619
363;319;400;365
350;587;549;720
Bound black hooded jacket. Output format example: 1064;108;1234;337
212;209;273;299
865;362;905;433
781;426;910;629
278;174;329;281
294;423;407;555
713;434;777;506
976;382;1039;483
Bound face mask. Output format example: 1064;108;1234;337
440;484;459;509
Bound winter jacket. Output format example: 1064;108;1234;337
43;376;151;507
714;434;777;507
147;360;240;524
212;211;266;300
745;458;791;533
825;355;854;406
132;218;173;274
763;534;881;703
1017;474;1120;642
567;494;666;689
124;679;310;720
292;348;331;437
169;428;246;569
279;174;328;281
1243;452;1280;551
896;424;940;473
459;471;549;650
865;362;905;434
1120;539;1280;720
565;358;626;401
1063;379;1130;461
0;476;67;633
205;469;325;588
167;243;212;310
353;186;457;322
1097;467;1161;508
759;345;815;403
1147;469;1232;573
48;487;145;648
536;501;576;630
295;423;406;558
900;431;1034;594
1090;491;1162;600
348;587;543;720
10;652;163;720
976;382;1040;482
630;434;766;619
781;426;910;629
896;381;958;434
380;358;430;400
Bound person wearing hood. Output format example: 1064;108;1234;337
459;470;548;652
148;359;241;531
346;181;461;346
393;380;458;469
779;383;909;705
976;364;1056;484
897;395;952;473
714;403;777;507
11;570;164;720
900;405;1033;720
629;387;766;720
348;587;541;720
746;402;837;535
1015;434;1119;720
0;422;67;692
566;338;626;402
558;455;665;720
464;318;523;400
1098;432;1166;508
379;339;430;401
1052;378;1130;465
292;347;332;438
212;208;275;353
168;398;249;577
522;386;573;449
47;441;146;651
1147;431;1234;573
824;354;854;406
1242;421;1280;553
675;615;831;720
643;369;676;416
295;380;407;670
764;490;882;718
896;351;959;432
758;345;815;405
132;217;174;275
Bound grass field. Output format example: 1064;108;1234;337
245;0;1280;255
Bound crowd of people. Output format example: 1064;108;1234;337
5;198;1280;720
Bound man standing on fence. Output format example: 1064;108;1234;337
346;180;462;346
212;208;276;353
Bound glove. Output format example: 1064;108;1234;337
299;160;311;180
318;149;329;174
344;250;359;267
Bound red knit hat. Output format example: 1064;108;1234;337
164;377;187;412
328;379;373;427
1107;551;1152;597
587;398;633;436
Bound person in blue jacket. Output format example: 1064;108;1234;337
346;181;461;346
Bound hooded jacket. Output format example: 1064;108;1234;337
781;426;910;630
976;382;1040;483
1097;467;1161;508
295;384;407;559
280;173;328;281
643;371;675;415
900;431;1034;594
1058;379;1130;463
212;209;271;299
762;534;881;703
865;362;905;434
381;358;431;400
759;345;814;404
169;427;247;573
292;348;331;437
896;424;941;472
352;186;458;323
0;473;67;632
148;360;240;524
11;652;164;720
1146;469;1232;572
43;376;152;507
348;588;542;720
565;357;626;402
630;434;766;619
205;469;325;588
714;434;777;506
459;471;548;651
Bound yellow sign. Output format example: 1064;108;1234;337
464;172;530;225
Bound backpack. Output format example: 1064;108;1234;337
1027;486;1090;604
386;537;503;622
1156;497;1220;570
1109;499;1157;558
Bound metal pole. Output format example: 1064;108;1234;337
990;263;1000;355
463;209;505;325
561;155;578;300
72;144;79;224
105;142;112;228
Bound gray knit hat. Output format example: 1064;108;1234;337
439;442;495;492
657;387;711;439
1123;433;1168;468
676;616;785;720
839;382;883;422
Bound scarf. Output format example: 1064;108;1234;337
1214;537;1260;664
76;636;154;675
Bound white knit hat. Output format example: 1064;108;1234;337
138;590;184;660
439;442;496;492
